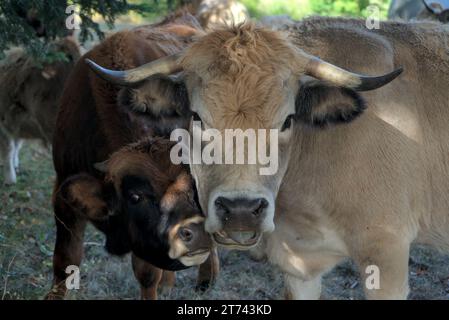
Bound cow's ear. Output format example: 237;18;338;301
295;81;366;127
118;76;190;118
58;174;109;221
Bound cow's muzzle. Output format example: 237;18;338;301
168;217;212;266
211;197;268;249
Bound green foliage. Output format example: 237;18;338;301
243;0;310;19
0;0;392;65
0;0;168;64
310;0;390;17
242;0;391;20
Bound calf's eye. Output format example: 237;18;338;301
192;112;202;122
179;227;194;242
129;193;141;204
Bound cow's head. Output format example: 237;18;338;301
41;37;81;80
58;138;212;270
86;23;402;249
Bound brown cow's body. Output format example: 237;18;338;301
50;14;217;299
53;14;200;181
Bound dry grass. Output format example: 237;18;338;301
1;142;449;300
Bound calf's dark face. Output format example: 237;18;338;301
108;175;179;268
117;174;211;270
59;157;211;271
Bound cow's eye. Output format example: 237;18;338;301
281;115;294;132
192;112;202;122
129;193;142;204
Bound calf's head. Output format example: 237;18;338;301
86;23;403;249
58;138;211;270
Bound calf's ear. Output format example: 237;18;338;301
295;80;366;127
118;76;190;118
58;173;132;256
58;174;109;221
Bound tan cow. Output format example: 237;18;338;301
87;18;449;299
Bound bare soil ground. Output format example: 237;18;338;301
1;143;449;300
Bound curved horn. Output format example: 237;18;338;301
85;52;183;86
305;56;403;92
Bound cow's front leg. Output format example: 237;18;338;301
1;138;16;185
352;234;410;300
13;139;23;171
284;274;322;300
46;195;87;299
159;271;176;295
131;253;163;300
265;223;345;300
196;247;220;291
45;186;87;300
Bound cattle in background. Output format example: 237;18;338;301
56;138;217;299
49;13;218;299
0;37;80;185
388;0;449;22
184;0;249;29
89;17;449;299
259;15;296;30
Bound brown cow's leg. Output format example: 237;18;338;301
46;193;87;300
196;247;220;291
131;253;163;300
159;271;176;295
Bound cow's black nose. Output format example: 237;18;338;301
178;221;212;250
215;197;268;222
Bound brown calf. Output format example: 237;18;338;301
53;138;218;299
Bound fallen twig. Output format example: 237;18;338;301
2;253;17;300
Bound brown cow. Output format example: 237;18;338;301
87;18;449;299
49;13;218;299
0;37;80;184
